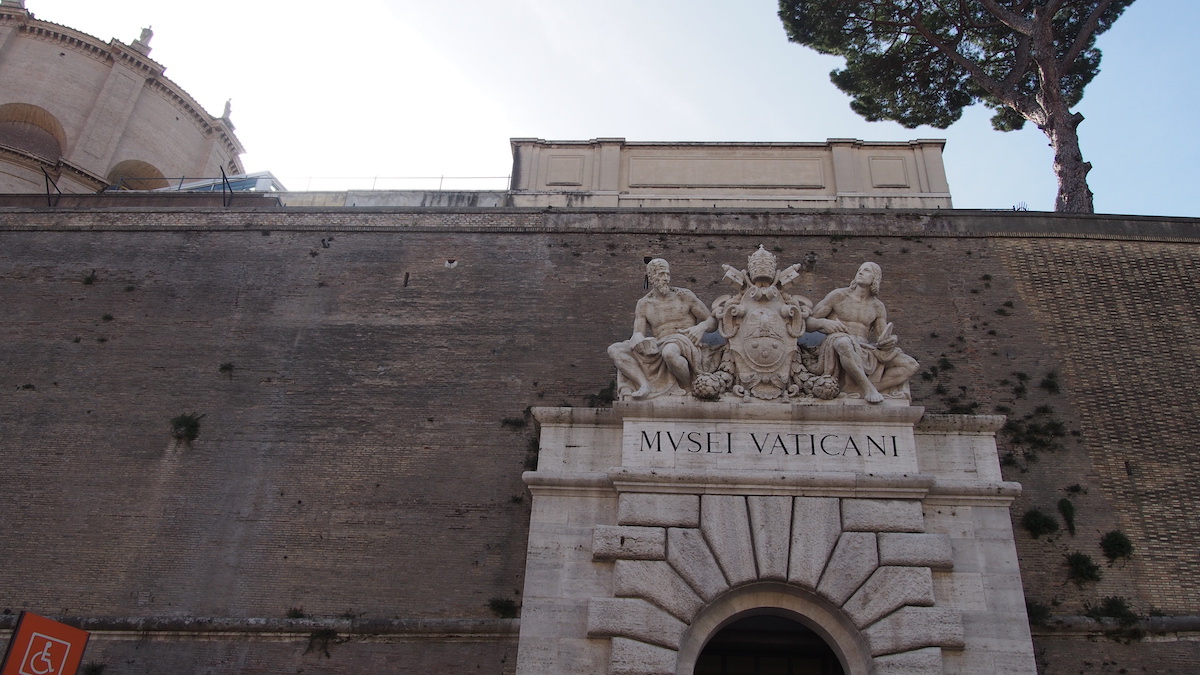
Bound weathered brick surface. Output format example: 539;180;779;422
76;633;518;674
0;206;1198;671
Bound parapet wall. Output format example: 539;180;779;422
0;206;1197;673
510;138;952;209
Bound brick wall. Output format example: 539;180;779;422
1;206;1197;672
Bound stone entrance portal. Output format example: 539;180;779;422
515;400;1037;674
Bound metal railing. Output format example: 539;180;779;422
108;174;512;193
281;175;511;192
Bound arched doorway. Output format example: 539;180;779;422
674;583;871;675
694;614;845;675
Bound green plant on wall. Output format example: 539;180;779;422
1100;530;1134;563
586;380;617;407
1065;552;1102;586
488;597;518;618
170;413;204;442
304;628;337;658
1084;596;1138;627
1021;508;1059;539
1057;498;1077;535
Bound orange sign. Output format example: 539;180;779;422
0;612;90;675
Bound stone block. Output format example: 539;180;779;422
748;495;793;580
667;527;729;600
864;606;964;656
842;499;925;532
872;647;943;675
701;495;756;585
593;525;666;560
618;493;700;527
789;497;841;589
931;571;987;611
878;533;954;569
609;637;678;675
614;560;704;623
842;567;935;628
816;531;878;606
982;573;1031;612
587;598;687;650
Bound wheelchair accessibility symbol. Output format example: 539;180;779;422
1;612;89;675
19;634;70;675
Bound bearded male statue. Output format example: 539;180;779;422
607;259;711;400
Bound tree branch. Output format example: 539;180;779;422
976;0;1034;34
1059;0;1115;68
1000;32;1034;90
906;14;1015;105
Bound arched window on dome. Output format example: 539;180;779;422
107;160;168;190
0;103;66;161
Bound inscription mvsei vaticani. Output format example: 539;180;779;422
637;429;901;457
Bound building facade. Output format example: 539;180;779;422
0;0;243;194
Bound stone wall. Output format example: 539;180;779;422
0;205;1198;672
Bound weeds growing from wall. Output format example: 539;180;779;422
1085;596;1138;627
170;413;204;443
1065;552;1102;586
1022;508;1059;539
305;628;337;657
586;380;617;407
488;597;518;618
1100;530;1134;564
1057;498;1077;535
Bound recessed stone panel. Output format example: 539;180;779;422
627;156;825;188
869;156;910;188
545;154;584;186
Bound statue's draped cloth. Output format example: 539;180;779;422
616;334;704;399
814;333;904;389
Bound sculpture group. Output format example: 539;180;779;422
608;247;918;403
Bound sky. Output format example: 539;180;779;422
31;0;1200;216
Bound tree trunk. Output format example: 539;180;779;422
1044;110;1095;213
1029;12;1096;214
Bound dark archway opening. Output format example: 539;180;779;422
695;614;846;675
